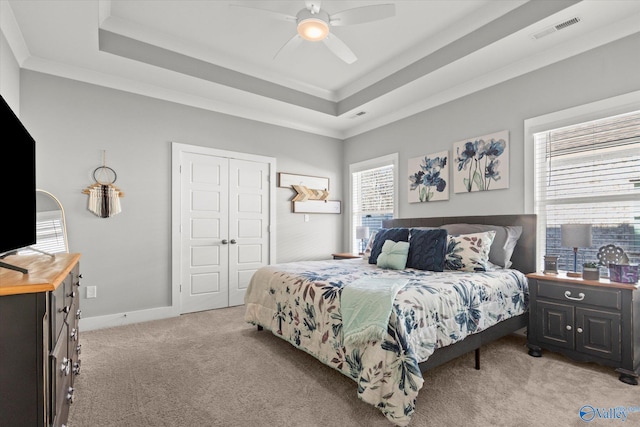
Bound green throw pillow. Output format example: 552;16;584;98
377;240;410;270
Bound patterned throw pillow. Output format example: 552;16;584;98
445;231;496;272
368;228;410;264
441;224;522;268
362;230;378;260
376;240;410;270
406;228;448;271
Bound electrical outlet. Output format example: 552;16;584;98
304;214;310;222
86;286;97;299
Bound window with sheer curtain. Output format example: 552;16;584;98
533;110;640;272
350;154;397;253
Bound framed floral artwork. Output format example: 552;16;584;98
408;150;449;203
452;130;509;193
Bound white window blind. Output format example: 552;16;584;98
351;159;396;253
353;165;394;217
534;110;640;271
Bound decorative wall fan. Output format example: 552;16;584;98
230;1;395;64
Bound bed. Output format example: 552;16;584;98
244;214;536;426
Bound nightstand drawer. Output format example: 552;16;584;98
536;281;621;310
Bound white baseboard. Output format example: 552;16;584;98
79;305;177;331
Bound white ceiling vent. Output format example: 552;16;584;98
532;16;581;40
349;111;367;119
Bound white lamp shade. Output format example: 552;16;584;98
561;224;592;248
356;226;370;240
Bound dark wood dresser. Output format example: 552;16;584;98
526;272;639;385
0;253;82;426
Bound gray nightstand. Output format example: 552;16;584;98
526;272;639;385
332;253;362;260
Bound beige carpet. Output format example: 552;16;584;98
68;305;637;427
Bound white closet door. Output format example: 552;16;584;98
180;152;229;313
178;149;272;314
228;159;270;306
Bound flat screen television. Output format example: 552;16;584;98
0;94;36;258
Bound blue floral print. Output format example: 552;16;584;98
245;259;528;426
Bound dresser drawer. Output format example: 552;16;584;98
50;323;71;427
537;280;621;310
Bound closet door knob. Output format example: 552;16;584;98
221;239;228;245
230;239;237;244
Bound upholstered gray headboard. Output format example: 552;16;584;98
382;214;537;274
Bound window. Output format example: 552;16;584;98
533;110;640;272
350;154;398;253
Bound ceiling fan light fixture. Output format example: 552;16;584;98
297;18;329;41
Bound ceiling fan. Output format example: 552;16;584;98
230;1;396;64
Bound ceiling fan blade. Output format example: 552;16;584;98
274;34;303;60
329;4;395;26
228;4;296;23
305;1;322;14
322;34;357;64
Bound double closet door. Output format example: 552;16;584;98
180;149;272;314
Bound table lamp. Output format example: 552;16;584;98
356;226;370;255
561;224;592;277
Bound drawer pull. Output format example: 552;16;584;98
564;291;585;301
67;387;75;403
73;361;81;375
68;291;76;298
76;309;82;320
76;344;82;355
60;306;71;314
577;327;583;333
566;325;572;331
70;328;78;340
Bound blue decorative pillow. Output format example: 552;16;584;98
406;228;447;271
368;228;410;264
377;240;410;270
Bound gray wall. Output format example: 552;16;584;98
342;32;640;249
19;72;343;319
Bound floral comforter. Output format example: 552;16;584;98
244;259;529;426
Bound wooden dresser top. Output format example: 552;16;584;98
0;253;81;296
